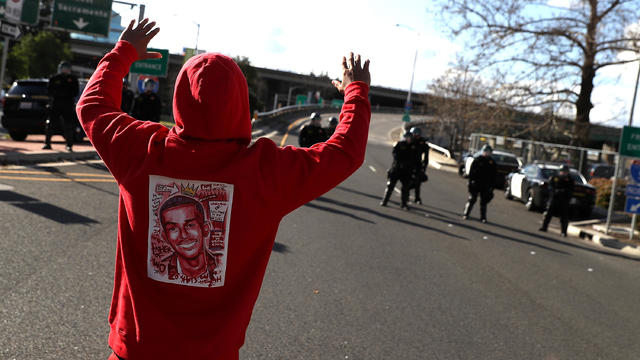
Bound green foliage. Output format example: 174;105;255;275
6;31;72;83
589;178;626;211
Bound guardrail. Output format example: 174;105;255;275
427;142;452;159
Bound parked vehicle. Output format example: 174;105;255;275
458;151;471;176
587;163;615;180
1;78;87;142
461;149;521;188
504;162;596;218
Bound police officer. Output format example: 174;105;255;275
43;61;79;151
325;116;339;138
409;126;429;204
121;78;135;114
132;78;161;122
299;112;326;147
380;130;421;210
539;165;574;236
462;144;497;223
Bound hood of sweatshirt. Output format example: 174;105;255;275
172;53;251;145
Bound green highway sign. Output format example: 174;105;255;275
620;126;640;157
130;48;169;77
0;0;39;25
51;0;113;38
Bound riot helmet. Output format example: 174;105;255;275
58;61;72;74
328;117;338;126
310;112;321;125
409;127;421;137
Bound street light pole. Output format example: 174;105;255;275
396;24;420;122
406;48;418;108
606;55;640;236
194;22;200;52
627;57;640;240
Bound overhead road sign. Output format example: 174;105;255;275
0;0;39;25
130;48;169;77
51;0;113;38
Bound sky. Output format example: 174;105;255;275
112;0;639;128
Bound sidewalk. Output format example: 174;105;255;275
0;133;98;165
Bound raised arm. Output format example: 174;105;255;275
76;19;164;180
261;53;372;215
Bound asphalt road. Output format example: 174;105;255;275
1;113;639;360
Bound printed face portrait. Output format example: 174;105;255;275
161;203;209;261
149;177;233;288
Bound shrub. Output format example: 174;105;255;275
589;178;626;210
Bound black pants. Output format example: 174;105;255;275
382;170;413;206
541;199;570;233
45;106;76;147
464;187;492;220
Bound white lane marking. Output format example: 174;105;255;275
429;159;442;169
368;165;376;173
263;130;279;139
0;183;14;191
394;187;401;194
251;129;263;136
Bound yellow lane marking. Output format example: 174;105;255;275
280;117;309;147
0;175;115;182
0;170;112;178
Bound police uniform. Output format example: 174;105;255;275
380;137;421;209
121;86;135;114
298;124;327;147
463;150;497;222
45;72;79;149
539;171;574;236
412;136;430;204
132;91;162;122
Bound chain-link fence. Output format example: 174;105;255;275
468;133;618;175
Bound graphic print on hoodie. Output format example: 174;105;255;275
76;38;370;359
148;176;233;287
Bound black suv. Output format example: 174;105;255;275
1;79;86;142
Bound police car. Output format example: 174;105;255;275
504;162;596;217
461;149;521;188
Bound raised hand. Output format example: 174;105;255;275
119;18;162;61
332;52;371;93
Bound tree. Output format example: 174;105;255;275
7;31;72;82
436;0;640;147
233;56;263;115
428;64;522;154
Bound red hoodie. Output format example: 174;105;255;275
77;41;370;359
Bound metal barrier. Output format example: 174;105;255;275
427;142;452;159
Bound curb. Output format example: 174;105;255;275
0;150;98;165
568;221;640;259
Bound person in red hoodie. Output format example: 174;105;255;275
76;19;371;360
